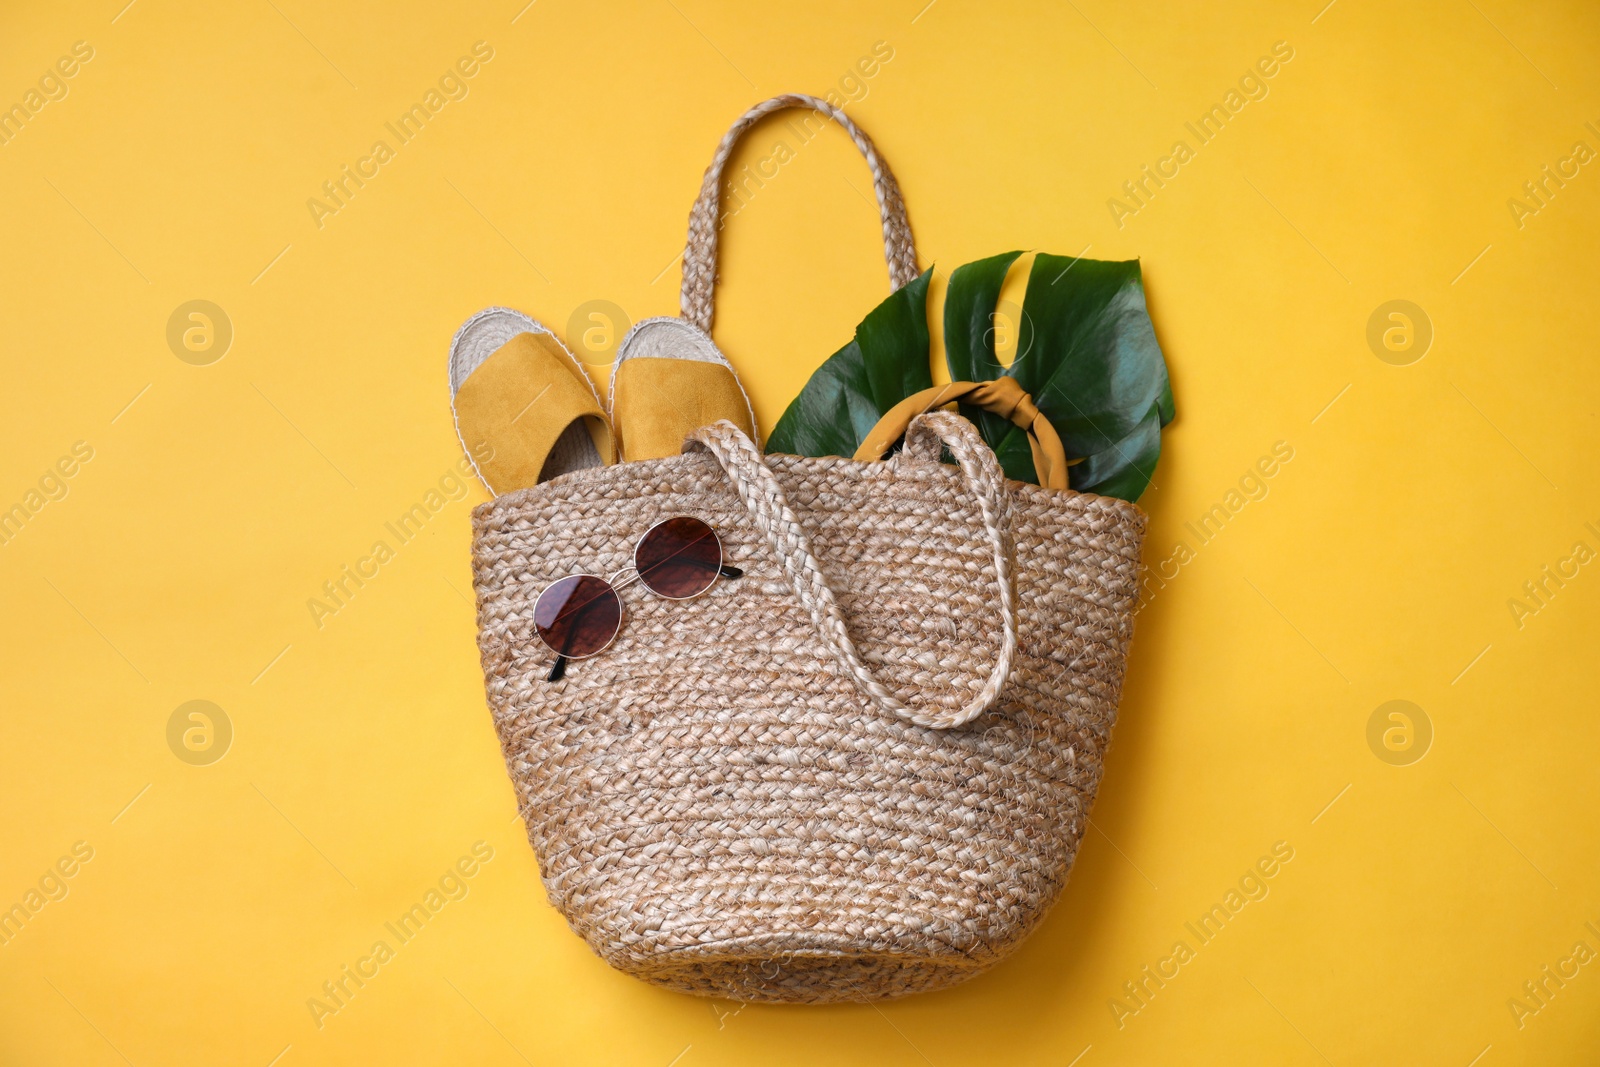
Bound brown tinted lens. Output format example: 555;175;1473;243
635;516;721;599
533;575;622;659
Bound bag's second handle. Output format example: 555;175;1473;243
852;378;1073;491
681;93;919;335
686;412;1016;730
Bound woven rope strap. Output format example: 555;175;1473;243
687;411;1017;730
680;92;919;334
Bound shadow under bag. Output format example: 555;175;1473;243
469;93;1147;1003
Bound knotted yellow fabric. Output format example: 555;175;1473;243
852;378;1071;489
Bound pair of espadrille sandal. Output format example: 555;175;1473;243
448;307;758;494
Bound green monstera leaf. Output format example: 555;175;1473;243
945;252;1174;501
765;268;934;458
769;253;1174;503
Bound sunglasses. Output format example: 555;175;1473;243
533;515;743;681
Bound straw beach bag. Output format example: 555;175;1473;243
470;94;1147;1003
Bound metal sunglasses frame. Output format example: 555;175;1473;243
532;516;741;678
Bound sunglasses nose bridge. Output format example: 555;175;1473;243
608;566;642;591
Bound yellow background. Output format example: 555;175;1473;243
2;0;1597;1063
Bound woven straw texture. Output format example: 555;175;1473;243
470;414;1146;1002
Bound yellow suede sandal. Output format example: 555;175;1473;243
449;307;615;493
607;317;757;461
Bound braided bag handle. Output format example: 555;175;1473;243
687;411;1017;730
680;93;919;334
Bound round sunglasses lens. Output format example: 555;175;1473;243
533;575;622;659
635;517;722;599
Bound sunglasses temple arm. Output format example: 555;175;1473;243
547;610;586;682
658;555;742;580
634;557;743;582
